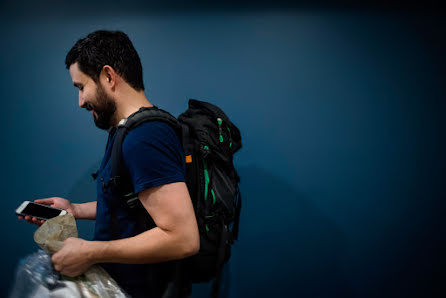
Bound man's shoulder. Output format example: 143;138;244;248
122;121;179;152
127;121;174;138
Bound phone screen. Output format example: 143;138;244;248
21;203;62;219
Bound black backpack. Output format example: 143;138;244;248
108;99;242;297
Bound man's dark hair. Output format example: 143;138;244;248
65;30;145;91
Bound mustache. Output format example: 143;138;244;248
85;102;95;111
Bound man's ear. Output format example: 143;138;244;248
101;65;116;88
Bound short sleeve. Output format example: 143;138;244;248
122;121;186;194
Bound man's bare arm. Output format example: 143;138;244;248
92;182;199;263
72;201;97;220
52;181;199;275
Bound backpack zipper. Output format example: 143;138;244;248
217;118;224;143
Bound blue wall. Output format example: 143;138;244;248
1;3;445;297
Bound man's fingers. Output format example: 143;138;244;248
32;218;39;223
20;215;44;226
31;217;44;226
34;198;54;205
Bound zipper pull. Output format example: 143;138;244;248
201;144;210;158
217;118;223;143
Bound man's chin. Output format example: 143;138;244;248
94;116;112;130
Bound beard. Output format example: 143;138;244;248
91;83;117;130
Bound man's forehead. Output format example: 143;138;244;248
69;62;87;82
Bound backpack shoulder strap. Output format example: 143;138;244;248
110;106;181;195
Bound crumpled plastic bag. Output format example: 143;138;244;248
9;214;129;298
33;213;78;254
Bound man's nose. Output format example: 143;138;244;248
79;93;86;108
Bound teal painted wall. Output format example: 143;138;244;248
1;3;445;297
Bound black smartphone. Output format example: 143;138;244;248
16;201;67;220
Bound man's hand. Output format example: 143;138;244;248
18;197;76;226
52;237;95;277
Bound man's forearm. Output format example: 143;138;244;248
72;201;97;220
87;225;199;264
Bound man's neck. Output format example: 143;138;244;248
112;88;153;126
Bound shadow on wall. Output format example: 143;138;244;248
231;165;355;297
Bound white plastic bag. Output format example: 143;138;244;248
10;215;129;298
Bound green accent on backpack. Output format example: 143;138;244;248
227;127;231;147
203;160;209;201
217;118;224;142
211;189;216;205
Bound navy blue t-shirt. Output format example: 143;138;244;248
94;121;186;297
